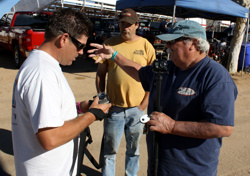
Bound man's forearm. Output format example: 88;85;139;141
36;112;96;150
148;112;233;139
172;121;233;139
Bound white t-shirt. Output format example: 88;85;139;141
12;50;78;176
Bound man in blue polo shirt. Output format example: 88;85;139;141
88;20;238;176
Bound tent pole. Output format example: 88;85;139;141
211;21;215;43
114;10;117;33
172;5;176;24
61;0;64;8
241;8;250;77
36;0;40;9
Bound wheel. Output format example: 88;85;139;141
14;45;22;68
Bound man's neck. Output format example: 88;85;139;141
37;41;58;62
121;34;140;42
180;52;207;70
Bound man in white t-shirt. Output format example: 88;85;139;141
11;8;111;176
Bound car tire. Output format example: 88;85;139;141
14;45;22;68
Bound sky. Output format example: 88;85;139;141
0;0;20;18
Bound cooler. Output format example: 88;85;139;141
238;43;250;71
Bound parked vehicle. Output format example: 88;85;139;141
208;37;230;68
207;26;250;68
137;21;161;34
223;26;250;42
89;17;120;39
137;21;162;45
83;17;120;58
0;11;52;68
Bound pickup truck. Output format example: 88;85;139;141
0;11;52;68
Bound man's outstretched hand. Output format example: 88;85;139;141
88;43;115;63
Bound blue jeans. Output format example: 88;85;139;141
102;106;144;176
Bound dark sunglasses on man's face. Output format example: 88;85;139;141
61;29;86;50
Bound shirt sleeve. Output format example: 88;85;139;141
201;81;237;126
139;65;155;92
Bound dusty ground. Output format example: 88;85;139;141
0;48;250;176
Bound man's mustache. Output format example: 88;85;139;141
167;48;173;54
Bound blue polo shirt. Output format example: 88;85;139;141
139;56;238;176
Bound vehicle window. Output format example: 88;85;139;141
105;20;119;31
140;23;146;27
139;21;149;27
167;22;173;28
149;22;161;31
14;13;50;28
223;27;250;36
6;14;13;26
91;18;119;31
223;28;232;33
0;14;7;26
92;20;102;31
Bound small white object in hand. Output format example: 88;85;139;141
140;114;150;123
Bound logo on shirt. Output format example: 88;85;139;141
134;50;144;55
177;87;196;96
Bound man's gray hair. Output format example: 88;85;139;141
183;37;210;53
196;37;210;53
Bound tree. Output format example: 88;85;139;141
227;0;249;73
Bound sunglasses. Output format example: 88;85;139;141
61;29;86;50
165;37;190;46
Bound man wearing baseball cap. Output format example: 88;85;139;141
90;20;237;175
95;8;155;176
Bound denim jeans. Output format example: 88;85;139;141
102;106;144;176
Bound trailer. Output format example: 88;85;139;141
11;0;171;21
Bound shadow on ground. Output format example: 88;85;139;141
80;165;101;176
0;167;11;176
0;129;13;176
0;129;13;156
0;49;17;70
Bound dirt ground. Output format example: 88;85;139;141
0;48;250;176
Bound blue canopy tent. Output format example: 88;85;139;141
116;0;249;21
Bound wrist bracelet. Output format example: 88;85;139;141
111;51;118;61
76;102;83;114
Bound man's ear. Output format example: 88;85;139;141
192;38;198;45
190;38;198;50
135;22;139;29
58;33;69;48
